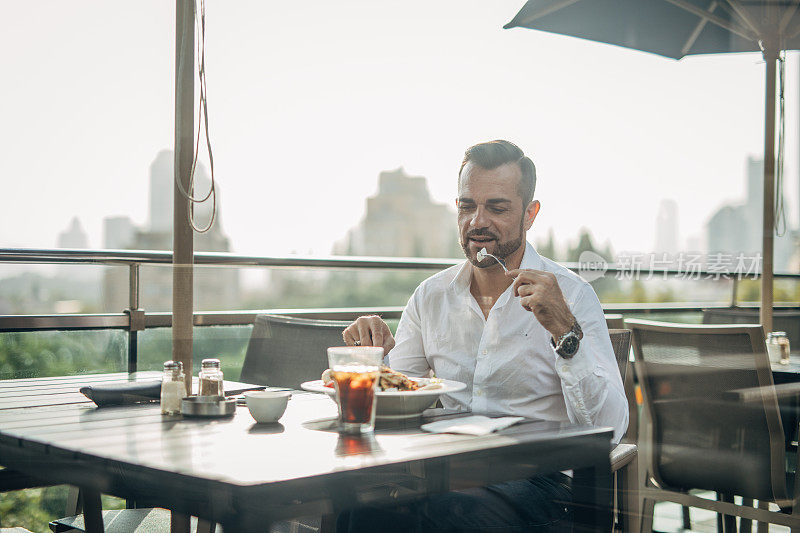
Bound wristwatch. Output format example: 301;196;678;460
551;319;583;359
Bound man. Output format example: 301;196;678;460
340;140;627;532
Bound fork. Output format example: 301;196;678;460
476;247;508;272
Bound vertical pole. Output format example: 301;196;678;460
571;437;612;533
81;488;103;533
761;45;777;334
171;513;191;533
172;3;194;533
174;0;194;396
128;263;139;373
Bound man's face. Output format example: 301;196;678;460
457;161;537;268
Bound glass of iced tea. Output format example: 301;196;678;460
327;346;384;434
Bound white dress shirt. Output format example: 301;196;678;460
388;242;628;443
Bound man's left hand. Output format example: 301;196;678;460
506;269;574;338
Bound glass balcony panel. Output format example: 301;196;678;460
0;330;126;380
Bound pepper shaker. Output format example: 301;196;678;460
199;358;224;397
767;332;791;365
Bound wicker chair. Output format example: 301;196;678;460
609;329;639;533
240;314;351;389
627;318;800;532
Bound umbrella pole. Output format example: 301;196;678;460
760;45;778;334
174;0;194;393
172;1;194;532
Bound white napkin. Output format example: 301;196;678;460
421;415;525;436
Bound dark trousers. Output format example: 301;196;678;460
336;472;573;533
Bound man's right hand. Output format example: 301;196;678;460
342;315;395;354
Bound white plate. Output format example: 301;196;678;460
300;378;466;419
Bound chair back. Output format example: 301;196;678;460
240;314;351;389
627;319;788;505
608;329;631;381
605;314;626;330
703;307;800;348
609;329;634;443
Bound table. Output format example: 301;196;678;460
0;373;613;532
767;358;800;385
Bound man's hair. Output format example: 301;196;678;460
459;140;537;206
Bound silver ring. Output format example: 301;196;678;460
353;340;361;346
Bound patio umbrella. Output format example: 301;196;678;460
504;0;800;332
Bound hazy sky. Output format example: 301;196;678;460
2;0;798;260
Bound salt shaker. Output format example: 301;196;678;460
161;360;186;415
199;358;224;397
767;332;791;365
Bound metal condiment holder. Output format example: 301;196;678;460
181;396;236;417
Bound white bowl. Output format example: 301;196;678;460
245;390;291;423
300;378;466;419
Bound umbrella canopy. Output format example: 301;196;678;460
505;0;800;59
505;0;800;332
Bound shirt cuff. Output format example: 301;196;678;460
554;343;594;384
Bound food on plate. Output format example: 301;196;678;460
322;365;429;392
378;365;420;391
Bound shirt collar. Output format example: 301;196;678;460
519;241;544;271
449;257;473;296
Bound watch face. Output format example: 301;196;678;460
560;334;580;358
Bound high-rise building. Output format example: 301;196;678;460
55;217;99;285
103;216;135;250
103;150;239;312
147;150;216;234
706;157;798;271
707;205;748;253
148;151;173;233
57;217;89;249
654;199;679;255
746;156;763;211
335;168;460;258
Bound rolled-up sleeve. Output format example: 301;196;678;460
387;287;432;377
555;285;629;444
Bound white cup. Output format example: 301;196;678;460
245;390;291;423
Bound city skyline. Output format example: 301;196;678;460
14;141;800;261
2;1;799;266
45;149;796;263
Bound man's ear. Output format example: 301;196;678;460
524;200;540;231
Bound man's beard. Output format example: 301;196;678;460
461;219;525;268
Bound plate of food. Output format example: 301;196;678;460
301;366;466;419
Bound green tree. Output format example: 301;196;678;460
565;228;619;300
535;229;558;261
0;331;125;380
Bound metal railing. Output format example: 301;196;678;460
2;248;799;371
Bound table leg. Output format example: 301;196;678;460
171;511;190;533
223;514;270;533
82;488;104;533
573;459;613;533
196;519;216;533
320;514;337;533
719;493;737;533
66;486;82;515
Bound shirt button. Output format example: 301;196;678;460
482;349;488;355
